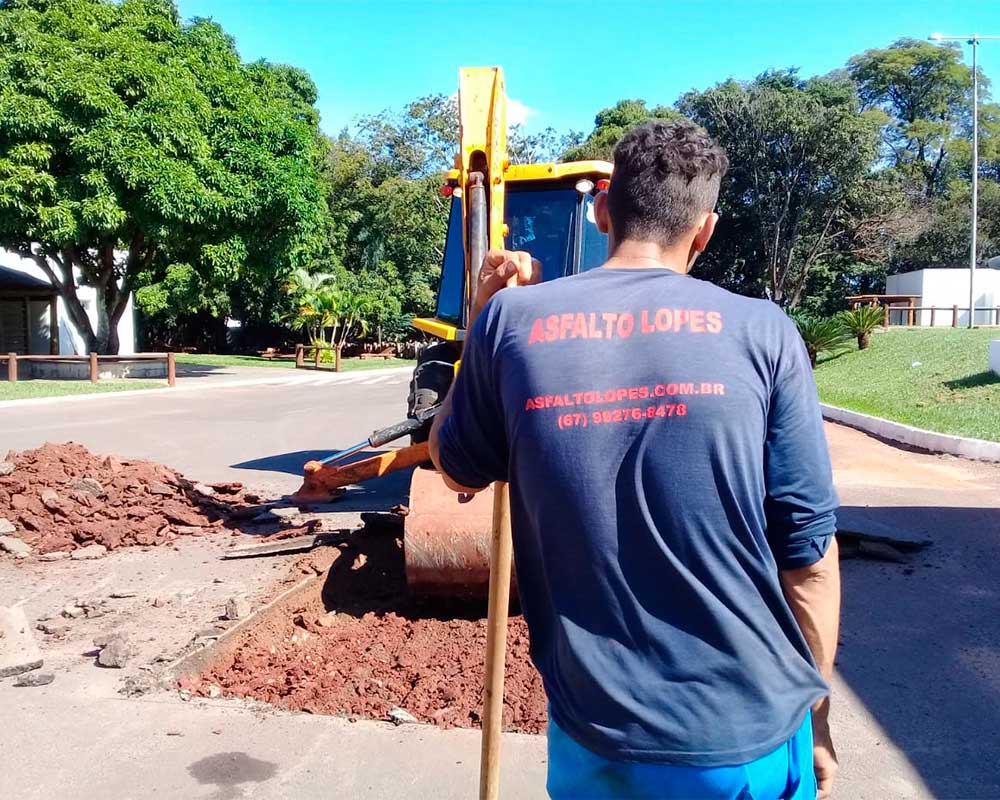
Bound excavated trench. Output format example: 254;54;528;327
189;526;548;733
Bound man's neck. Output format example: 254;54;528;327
603;239;691;274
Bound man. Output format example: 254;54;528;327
429;120;840;799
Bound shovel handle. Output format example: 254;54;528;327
479;481;513;800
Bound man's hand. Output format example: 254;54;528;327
812;698;838;799
470;249;541;327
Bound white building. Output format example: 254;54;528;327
886;268;1000;327
0;249;135;355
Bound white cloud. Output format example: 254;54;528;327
450;91;538;127
507;97;537;127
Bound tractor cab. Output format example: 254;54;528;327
413;161;613;340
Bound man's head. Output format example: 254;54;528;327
595;119;729;268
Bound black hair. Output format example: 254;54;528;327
607;119;729;247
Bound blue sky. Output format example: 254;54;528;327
177;0;1000;135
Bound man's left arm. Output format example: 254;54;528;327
780;541;840;799
764;316;841;799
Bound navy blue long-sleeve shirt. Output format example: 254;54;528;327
437;267;837;766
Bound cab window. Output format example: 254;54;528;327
435;196;465;325
506;188;578;282
579;194;608;272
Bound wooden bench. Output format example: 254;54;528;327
359;347;397;360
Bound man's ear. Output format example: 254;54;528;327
594;191;611;235
692;211;719;255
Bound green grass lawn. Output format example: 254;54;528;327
814;328;1000;442
174;353;415;371
0;379;165;402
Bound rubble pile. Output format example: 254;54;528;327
196;528;549;733
0;443;254;555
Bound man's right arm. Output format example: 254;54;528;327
430;249;540;494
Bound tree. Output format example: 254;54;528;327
563;100;683;161
679;71;885;306
356;94;458;181
849;38;980;197
838;305;885;350
283;267;371;369
892;178;1000;270
323;132;446;328
509;126;584;165
283;267;340;343
0;0;328;352
356;262;403;345
327;92;618;338
326;286;371;356
790;313;851;368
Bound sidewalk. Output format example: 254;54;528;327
0;679;548;800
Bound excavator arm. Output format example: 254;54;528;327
294;67;510;505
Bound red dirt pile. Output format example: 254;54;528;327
0;442;253;554
194;527;548;733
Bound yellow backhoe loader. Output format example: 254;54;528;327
295;67;612;595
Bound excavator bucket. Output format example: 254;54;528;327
404;466;497;595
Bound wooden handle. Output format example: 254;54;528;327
479;481;513;800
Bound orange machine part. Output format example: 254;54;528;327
403;466;507;596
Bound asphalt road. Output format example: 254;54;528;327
2;368;999;798
0;366;414;499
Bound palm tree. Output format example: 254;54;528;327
283;268;340;343
838;305;885;350
791;314;851;368
284;269;385;370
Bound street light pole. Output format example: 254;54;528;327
929;32;1000;327
971;36;979;328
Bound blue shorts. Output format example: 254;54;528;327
546;711;816;800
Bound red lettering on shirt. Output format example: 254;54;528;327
528;319;545;345
525;309;724;344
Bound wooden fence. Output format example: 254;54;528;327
853;301;1000;328
1;352;176;386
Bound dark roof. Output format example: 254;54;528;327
0;264;55;293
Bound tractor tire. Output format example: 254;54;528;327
407;341;459;444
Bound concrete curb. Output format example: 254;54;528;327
821;403;1000;462
0;365;414;412
166;573;319;682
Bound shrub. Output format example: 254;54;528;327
790;313;851;368
310;337;335;364
838;305;885;350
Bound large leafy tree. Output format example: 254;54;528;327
849;38;1000;279
893;179;1000;270
0;0;328;352
323;93;577;335
323;131;446;329
563;100;682;161
679;71;885;305
848;38;987;197
358;92;579;176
